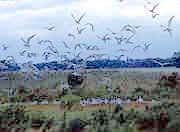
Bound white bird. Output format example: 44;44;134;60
161;16;175;37
96;34;111;43
84;23;94;32
136;96;144;103
143;42;152;52
131;45;142;53
62;41;71;49
45;25;55;31
149;3;159;13
2;44;8;50
71;12;86;25
21;34;37;47
68;33;76;39
77;26;86;34
152;59;171;67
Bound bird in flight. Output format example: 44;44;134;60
152;59;171;67
38;40;53;47
74;43;85;50
97;34;111;43
77;26;86;34
45;25;55;31
87;45;100;51
161;16;175;37
62;41;71;49
115;55;125;60
125;34;135;44
121;24;141;35
131;45;142;53
149;3;159;13
145;2;160;19
21;34;37;47
67;33;76;40
84;23;94;32
42;51;53;61
106;28;117;35
143;42;152;52
117;48;128;52
71;12;86;25
2;44;8;51
114;36;126;45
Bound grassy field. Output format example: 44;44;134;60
0;68;180;132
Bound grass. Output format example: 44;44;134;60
0;68;180;131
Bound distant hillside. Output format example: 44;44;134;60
0;53;180;72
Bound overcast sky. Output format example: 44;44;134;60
0;0;180;63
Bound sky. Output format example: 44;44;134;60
0;0;180;63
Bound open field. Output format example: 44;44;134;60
0;68;180;132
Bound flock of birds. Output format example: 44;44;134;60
0;0;177;77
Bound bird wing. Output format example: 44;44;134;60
27;34;37;43
78;12;86;23
86;23;94;31
21;38;27;43
168;16;175;27
132;45;141;52
79;27;86;33
71;13;78;23
152;3;159;12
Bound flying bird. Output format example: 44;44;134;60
121;24;141;34
152;13;159;19
74;43;84;50
42;51;53;61
117;48;128;52
160;16;175;37
2;44;8;50
107;28;117;35
38;40;53;47
152;59;171;67
62;41;71;49
84;23;94;32
115;55;125;60
131;45;142;53
77;26;86;34
145;2;160;19
21;34;37;47
114;36;126;45
143;42;152;52
71;12;86;25
67;33;76;40
125;34;135;44
149;3;159;13
45;25;55;31
97;34;111;43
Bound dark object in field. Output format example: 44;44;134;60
158;72;180;88
114;104;123;114
69;118;88;132
67;72;84;88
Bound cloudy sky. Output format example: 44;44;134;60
0;0;180;63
